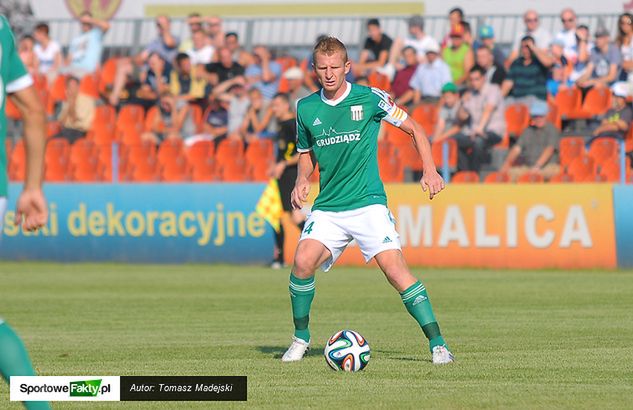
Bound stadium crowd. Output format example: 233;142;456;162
4;7;633;183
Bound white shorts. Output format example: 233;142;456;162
0;197;6;234
299;204;401;272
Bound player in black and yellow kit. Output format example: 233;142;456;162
269;93;306;268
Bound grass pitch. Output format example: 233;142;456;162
1;263;632;409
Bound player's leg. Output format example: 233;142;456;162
281;239;331;362
282;211;350;362
0;320;51;410
353;205;453;363
374;250;453;363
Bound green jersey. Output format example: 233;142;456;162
296;82;408;212
0;15;32;198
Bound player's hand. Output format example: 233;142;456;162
291;177;310;210
420;169;445;200
15;188;48;232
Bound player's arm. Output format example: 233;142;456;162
290;152;316;209
399;117;445;199
10;85;48;231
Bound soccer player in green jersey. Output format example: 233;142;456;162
282;37;453;365
0;14;50;410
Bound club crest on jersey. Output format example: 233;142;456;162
351;105;364;121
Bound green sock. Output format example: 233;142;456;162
289;273;315;343
0;321;51;410
400;281;447;352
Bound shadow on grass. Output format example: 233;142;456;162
257;345;322;359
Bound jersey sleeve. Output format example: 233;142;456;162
370;87;408;127
295;100;313;152
1;16;33;93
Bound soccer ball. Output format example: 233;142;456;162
323;330;370;372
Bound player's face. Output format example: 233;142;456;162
313;51;351;94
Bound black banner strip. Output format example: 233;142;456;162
120;376;246;401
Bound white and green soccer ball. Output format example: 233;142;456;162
324;330;370;372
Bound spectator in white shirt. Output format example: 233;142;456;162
508;10;552;62
554;8;578;62
33;22;62;82
186;29;215;66
399;42;452;105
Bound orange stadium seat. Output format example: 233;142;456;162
517;173;544;183
559;137;585;166
98;57;118;95
588;138;619;164
47;75;67;115
44;163;68;182
451;171;480;183
378;138;394;157
160;160;190;182
574;87;612;119
157;139;184;166
190;161;215;182
218;158;247;182
247;161;270;182
185;140;214;166
9;140;25;181
93;105;116;127
245;138;274;163
566;155;594;181
80;74;100;99
368;72;391;92
596;160;621;182
505;103;530;139
216;138;244;162
484;172;510;183
384;123;411;145
554;87;582;119
411;104;438;136
378;154;404;182
71;161;100;182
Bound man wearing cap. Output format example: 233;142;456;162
457;65;505;172
589;83;632;143
442;23;474;86
282;67;311;110
508;10;552;63
502;35;553;105
432;83;468;159
499;100;560;181
577;28;622;89
474;25;506;68
400;42;452;105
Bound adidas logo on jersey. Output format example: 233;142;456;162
412;295;427;306
312;117;322;126
382;236;392;243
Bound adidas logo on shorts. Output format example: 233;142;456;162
382;236;392;243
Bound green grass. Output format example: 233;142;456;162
1;263;633;409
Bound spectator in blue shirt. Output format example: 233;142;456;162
64;11;110;77
245;45;282;100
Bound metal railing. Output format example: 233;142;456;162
44;13;622;60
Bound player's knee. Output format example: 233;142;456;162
293;254;318;278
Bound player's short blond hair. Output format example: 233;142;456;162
312;36;348;64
